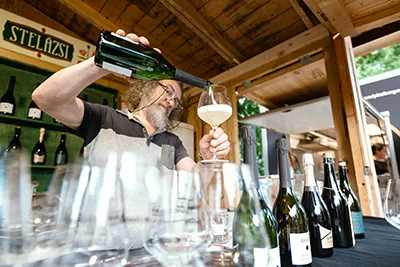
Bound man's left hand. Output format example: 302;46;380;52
199;128;230;160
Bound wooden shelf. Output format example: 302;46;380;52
0;114;64;131
30;165;57;170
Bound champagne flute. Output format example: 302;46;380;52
197;84;232;162
384;179;400;230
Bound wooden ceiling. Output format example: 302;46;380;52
2;0;400;109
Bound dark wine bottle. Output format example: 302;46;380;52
54;132;68;166
233;164;271;267
321;153;355;248
103;98;109;106
272;138;312;267
32;128;46;165
241;126;280;267
301;154;333;258
27;83;43;120
6;126;22;152
83;94;88;102
95;30;212;90
338;161;365;239
0;76;16;115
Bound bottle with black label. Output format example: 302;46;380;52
301;153;333;257
54;132;68;166
338;161;365;239
32;128;46;165
27;83;43;120
0;76;16;115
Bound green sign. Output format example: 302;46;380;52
2;20;74;61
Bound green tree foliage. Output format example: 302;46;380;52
355;43;400;79
237;98;265;176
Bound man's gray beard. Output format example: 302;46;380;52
144;104;169;131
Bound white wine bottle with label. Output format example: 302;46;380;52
273;138;312;267
301;154;333;258
0;76;16;115
95;30;212;90
31;128;46;165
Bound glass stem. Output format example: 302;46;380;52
211;127;217;160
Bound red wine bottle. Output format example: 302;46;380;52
0;76;16;115
6;126;22;152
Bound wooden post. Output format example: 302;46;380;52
323;36;383;217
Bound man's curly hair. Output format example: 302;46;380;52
125;79;187;129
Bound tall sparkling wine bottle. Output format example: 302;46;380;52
54;132;68;166
6;126;22;152
0;76;16;115
32;128;46;165
241;125;280;267
321;153;355;248
301;154;333;257
338;161;365;239
95;30;212;90
27;83;43;120
233;164;271;267
272;138;312;267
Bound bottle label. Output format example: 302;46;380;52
289;232;312;265
102;61;132;77
351;211;365;234
268;246;281;267
253;247;268;267
319;224;333;248
0;102;13;114
211;223;226;236
28;108;41;119
33;154;45;163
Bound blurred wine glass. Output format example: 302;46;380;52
384;179;400;230
197;84;232;162
144;169;211;266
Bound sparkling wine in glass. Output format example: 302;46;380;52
384;179;400;230
197;84;232;162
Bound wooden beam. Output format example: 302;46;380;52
58;0;120;31
159;0;245;66
240;92;280;110
289;0;315;29
354;30;400;57
237;52;324;96
313;0;357;36
303;0;337;34
0;47;128;93
328;35;383;217
354;4;400;33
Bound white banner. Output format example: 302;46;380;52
0;8;96;67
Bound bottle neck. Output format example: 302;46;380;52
304;164;316;187
7;77;15;93
338;166;351;191
278;151;293;188
39;132;44;143
241;126;260;189
323;159;339;191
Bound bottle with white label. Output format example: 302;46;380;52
301;154;333;258
27;83;43;120
338;161;365;239
241;126;280;267
0;76;16;115
233;164;271;267
31;128;46;165
272;138;312;267
95;30;212;90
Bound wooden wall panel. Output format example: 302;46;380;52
115;4;146;32
100;0;129;23
344;0;400;20
191;0;211;9
133;1;170;36
56;3;76;26
147;14;181;47
82;0;107;12
161;26;196;57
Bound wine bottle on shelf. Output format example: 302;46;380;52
0;76;16;115
32;128;46;165
54;132;68;166
6;126;22;152
241;125;280;267
27;83;43;120
83;94;88;102
338;161;365;239
103;98;109;106
272;138;312;267
233;163;271;267
301;153;333;258
95;30;212;90
321;153;355;248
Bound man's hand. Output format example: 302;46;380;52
114;29;162;83
199;128;230;160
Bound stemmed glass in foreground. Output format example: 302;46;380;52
197;84;232;163
144;169;211;266
384;178;400;230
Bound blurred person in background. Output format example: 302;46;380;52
372;143;389;175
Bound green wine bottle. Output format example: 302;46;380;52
273;138;312;267
241;125;280;267
95;30;212;90
233;164;271;267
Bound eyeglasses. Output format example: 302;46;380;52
158;82;183;110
